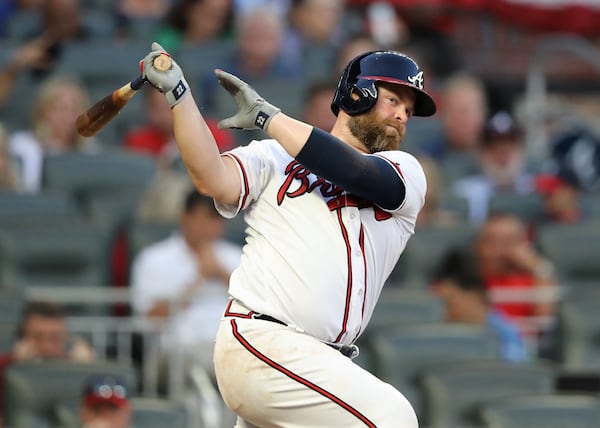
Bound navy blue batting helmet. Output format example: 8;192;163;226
331;50;436;117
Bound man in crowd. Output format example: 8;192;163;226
0;301;95;424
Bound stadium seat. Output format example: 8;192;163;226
440;155;479;183
479;394;600;428
54;40;147;85
120;17;163;43
0;71;43;132
0;287;25;351
364;288;444;333
581;194;600;220
86;187;148;230
487;193;544;222
402;116;444;155
3;10;39;40
390;224;476;287
176;40;236;85
3;360;137;428
0;220;114;288
0;324;14;353
127;220;178;265
420;361;556;428
355;289;444;374
370;323;501;419
0;286;25;324
438;194;471;222
558;278;600;300
557;291;600;370
130;397;190;428
42;150;156;201
302;45;337;81
536;222;600;282
0;190;81;226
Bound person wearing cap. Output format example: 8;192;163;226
80;374;132;428
451;110;536;225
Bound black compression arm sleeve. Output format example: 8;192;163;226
295;127;406;210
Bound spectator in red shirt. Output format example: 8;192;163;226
473;212;558;340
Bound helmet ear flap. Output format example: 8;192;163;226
331;52;374;116
345;79;378;115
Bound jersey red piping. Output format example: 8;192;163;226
334;208;353;343
223;299;256;319
223;153;250;210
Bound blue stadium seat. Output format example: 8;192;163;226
421;361;556;428
370;323;501;420
0;220;114;288
391;224;476;287
3;360;137;428
479;394;600;428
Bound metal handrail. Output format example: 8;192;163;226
22;285;224;428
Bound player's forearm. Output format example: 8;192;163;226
172;96;240;204
266;113;313;157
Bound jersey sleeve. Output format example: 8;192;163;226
215;140;274;218
374;151;427;216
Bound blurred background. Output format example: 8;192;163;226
0;1;599;427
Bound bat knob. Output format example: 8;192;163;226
153;54;172;72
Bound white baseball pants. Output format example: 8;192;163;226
213;300;418;428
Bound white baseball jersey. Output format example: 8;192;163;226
217;139;426;346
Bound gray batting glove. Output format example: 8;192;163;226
140;42;189;108
215;69;281;131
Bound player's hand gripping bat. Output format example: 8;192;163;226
76;54;172;137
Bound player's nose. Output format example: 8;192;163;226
394;105;410;123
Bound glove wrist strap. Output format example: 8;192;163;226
165;77;190;108
254;102;281;130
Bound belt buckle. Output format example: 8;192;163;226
328;343;360;359
341;344;359;359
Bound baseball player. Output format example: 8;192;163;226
140;42;436;427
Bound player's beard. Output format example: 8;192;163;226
348;110;404;153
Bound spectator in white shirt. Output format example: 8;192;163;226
130;188;242;376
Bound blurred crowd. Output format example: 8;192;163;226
1;0;600;427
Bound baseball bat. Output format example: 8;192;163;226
76;54;172;137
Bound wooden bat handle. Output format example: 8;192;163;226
76;54;173;137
